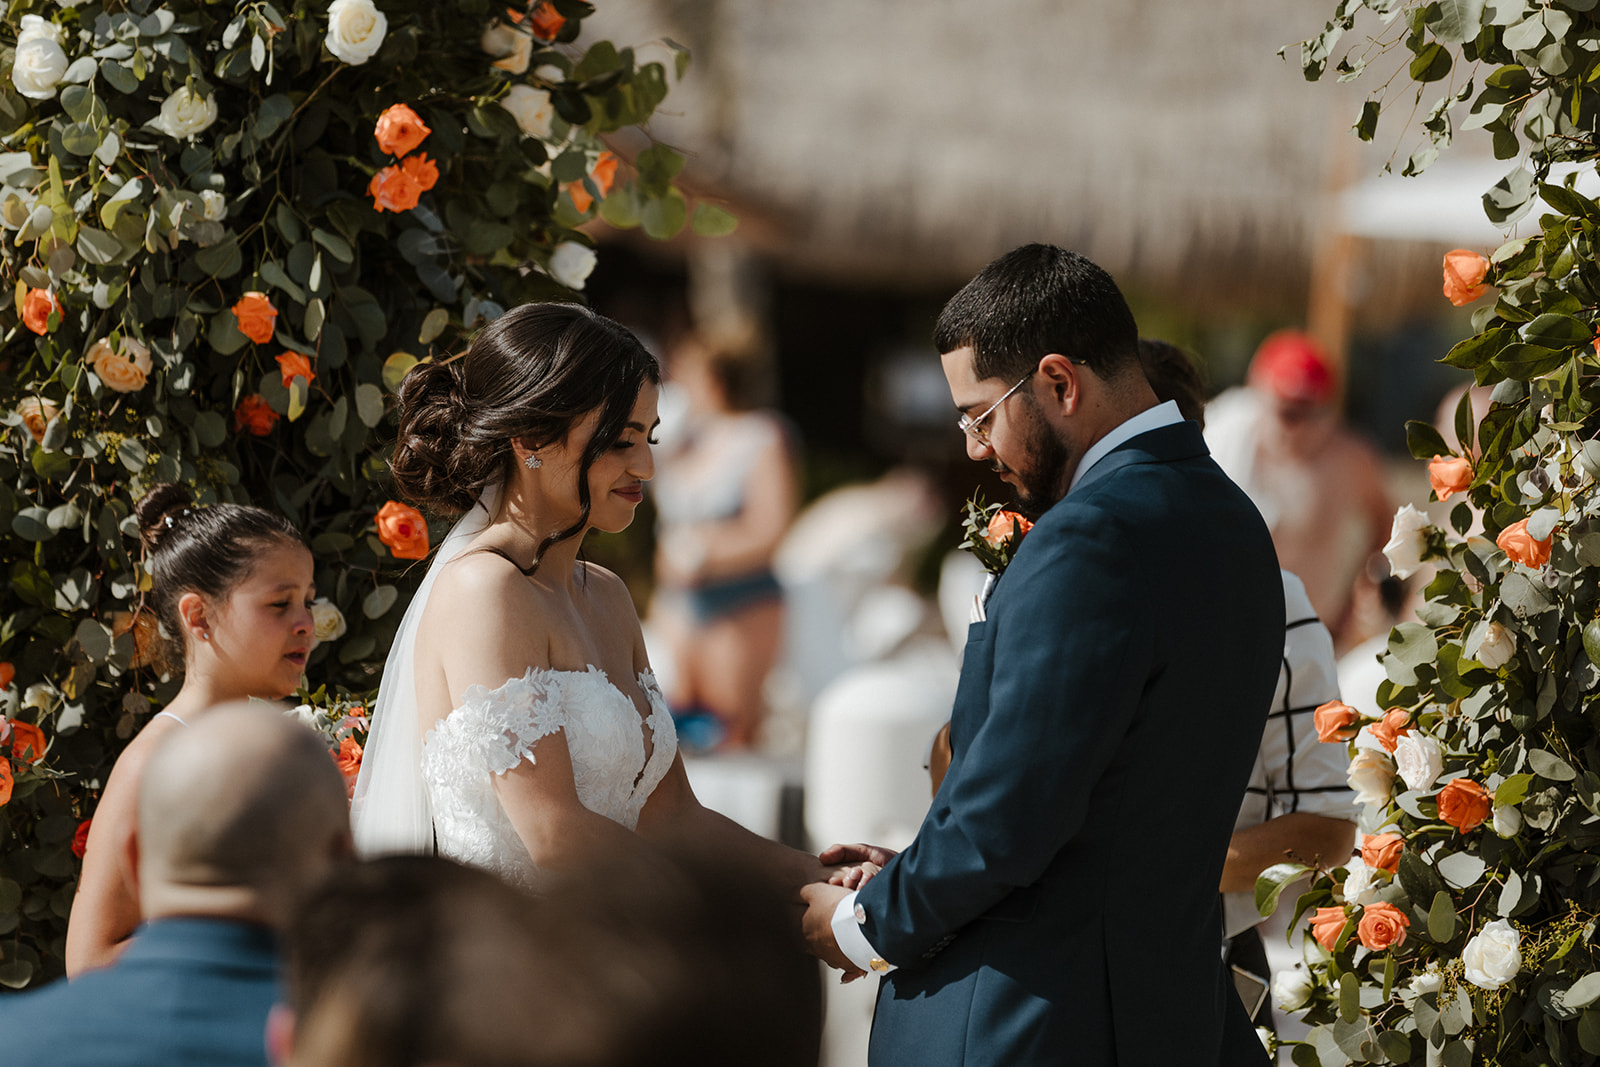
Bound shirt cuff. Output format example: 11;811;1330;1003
831;891;896;975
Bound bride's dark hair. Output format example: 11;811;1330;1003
392;302;660;566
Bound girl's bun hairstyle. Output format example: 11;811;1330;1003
133;483;305;664
392;303;660;563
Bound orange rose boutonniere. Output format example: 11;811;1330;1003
376;501;430;560
960;494;1033;575
374;103;430;156
232;292;278;344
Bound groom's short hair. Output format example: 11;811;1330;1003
934;243;1141;384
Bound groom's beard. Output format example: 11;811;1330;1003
1000;400;1073;521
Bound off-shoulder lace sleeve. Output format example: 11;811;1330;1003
426;668;568;777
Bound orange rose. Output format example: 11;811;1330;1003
1356;901;1410;951
528;0;565;40
232;292;278;345
368;164;423;213
0;761;11;807
16;397;60;444
1360;832;1403;874
276;351;316;389
10;720;46;764
374;103;430;157
1368;708;1411;753
376;501;430;560
400;152;439;193
1497;519;1552;569
336;736;363;797
1443;249;1491;306
1309;906;1349;952
21;288;60;334
234;394;280;436
567;151;619;212
1438;777;1492;834
1313;699;1359;743
71;819;91;858
982;509;1034;549
86;336;153;394
1429;454;1473;502
0;662;12;689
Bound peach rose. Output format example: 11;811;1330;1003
10;720;46;764
0;662;12;689
21;287;60;334
232;292;278;345
401;152;439;193
1429;454;1473;501
374;103;430;156
1368;708;1412;753
16;397;60;444
1314;699;1360;743
87;336;153;393
376;501;430;560
1497;519;1552;569
336;736;363;797
0;761;12;806
1438;777;1492;834
71;819;91;858
276;351;316;389
528;0;566;40
234;394;280;436
1360;832;1403;874
567;151;619;212
1356;901;1410;951
1443;249;1491;306
1309;906;1349;952
983;509;1034;549
368;164;423;213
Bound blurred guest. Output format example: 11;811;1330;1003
1204;330;1392;651
275;849;822;1067
651;334;800;750
2;704;352;1067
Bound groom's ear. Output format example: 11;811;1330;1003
1036;354;1082;417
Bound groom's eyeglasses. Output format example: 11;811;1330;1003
958;373;1033;446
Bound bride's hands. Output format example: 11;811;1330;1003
818;842;898;890
828;861;881;889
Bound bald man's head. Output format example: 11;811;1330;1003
137;702;352;925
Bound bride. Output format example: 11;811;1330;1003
352;303;830;891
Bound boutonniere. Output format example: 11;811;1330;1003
959;493;1034;575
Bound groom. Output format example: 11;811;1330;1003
802;245;1283;1066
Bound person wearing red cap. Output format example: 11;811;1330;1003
1205;330;1392;651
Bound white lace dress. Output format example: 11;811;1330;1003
420;666;678;887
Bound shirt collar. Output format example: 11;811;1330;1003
1067;400;1184;493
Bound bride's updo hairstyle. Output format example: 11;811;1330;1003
392;302;660;560
134;483;304;661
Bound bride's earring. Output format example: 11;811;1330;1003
524;453;542;469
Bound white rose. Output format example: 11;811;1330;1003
1347;748;1396;807
1408;968;1444;996
548;241;597;289
152;87;219;139
286;704;322;729
482;20;531;74
18;15;65;47
1340;858;1383;906
1382;503;1432;580
534;63;565;83
1462;919;1522;989
309;597;347;646
1393;732;1444;793
199;190;227;221
1468;620;1517;670
501;84;554;139
325;0;388;65
22;683;55;712
12;37;69;100
1272;967;1315;1011
1494;802;1523;837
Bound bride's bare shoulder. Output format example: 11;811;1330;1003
426;549;543;628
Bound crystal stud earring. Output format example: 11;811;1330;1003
525;454;542;469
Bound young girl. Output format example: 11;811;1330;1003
64;483;315;974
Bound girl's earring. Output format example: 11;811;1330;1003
525;453;542;469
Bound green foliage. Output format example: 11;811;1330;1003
0;0;708;986
1274;3;1600;1062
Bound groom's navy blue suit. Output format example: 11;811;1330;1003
857;419;1282;1066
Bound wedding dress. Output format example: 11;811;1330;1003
420;666;677;886
351;483;678;879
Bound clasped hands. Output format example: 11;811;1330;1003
800;842;899;982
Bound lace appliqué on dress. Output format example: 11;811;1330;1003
420;666;678;888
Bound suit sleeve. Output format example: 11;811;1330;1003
855;502;1152;965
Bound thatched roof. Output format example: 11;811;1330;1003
588;0;1479;318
